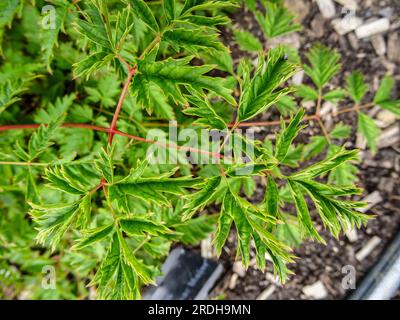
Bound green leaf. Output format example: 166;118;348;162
331;123;351;139
113;166;198;207
72;223;114;250
295;179;370;238
114;7;134;48
91;233;120;292
213;203;233;256
117;230;155;284
164;28;226;54
275;214;302;247
117;260;141;299
303;44;341;89
41;0;71;71
302;136;328;160
182;176;221;219
120;217;172;236
295;85;319;101
327;145;359;185
34;94;76;123
245;0;256;11
290;148;359;180
233;30;262;52
173;214;217;245
181;0;237;14
26;168;40;203
0;80;27;114
255;2;301;39
178;14;230;27
275;109;306;162
324;89;347;102
184;93;227;130
377;100;400;117
136;81;175;119
75;1;112;49
346;71;367;103
0;0;20;29
238;47;297;122
228;192;252;268
30;201;83;251
163;0;176;23
91;232;142;299
373;76;400;117
374;75;395;104
73;51;114;79
95;148;114;184
133;52;235;107
358;112;380;154
129;0;159;32
84;75;120;109
28;124;59;160
28;94;75;160
242;176;256;198
45;166;86;195
280;144;304;168
287;180;324;243
76;194;92;229
200;50;233;74
264;175;279;218
275;95;297;116
13;141;30;162
217;189;293;280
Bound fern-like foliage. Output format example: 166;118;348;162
0;0;397;300
255;1;301;39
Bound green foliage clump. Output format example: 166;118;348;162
0;0;399;300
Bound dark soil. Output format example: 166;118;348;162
210;0;400;300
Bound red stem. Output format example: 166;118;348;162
108;66;136;144
0;123;224;159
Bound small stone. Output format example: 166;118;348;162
379;7;393;19
348;33;360;50
311;14;326;38
368;105;381;118
302;100;316;109
381;59;396;75
388;33;400;63
292;70;305;85
265;272;278;284
391;19;400;31
370;35;386;56
378;177;395;193
320;101;336;116
355;18;390;39
376;110;397;127
249;257;257;267
378;125;400;149
201;235;214;258
284;0;310;23
316;0;336;19
346;228;358;243
228;273;239;290
356;132;367;150
360;191;383;213
364;159;393;169
302;281;328;299
332;16;362;35
232;261;246;277
256;285;276;300
355;236;381;261
267;33;301;49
